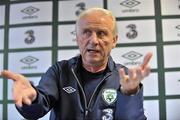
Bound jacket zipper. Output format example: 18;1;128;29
71;68;88;115
71;68;112;119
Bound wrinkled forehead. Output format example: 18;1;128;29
76;11;114;31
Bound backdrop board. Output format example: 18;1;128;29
9;25;52;49
0;30;4;50
0;0;180;119
0;5;5;26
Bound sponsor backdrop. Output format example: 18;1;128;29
0;0;180;119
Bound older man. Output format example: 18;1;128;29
1;7;152;120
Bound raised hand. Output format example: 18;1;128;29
119;52;153;95
0;70;37;107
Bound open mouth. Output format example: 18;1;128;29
87;49;99;53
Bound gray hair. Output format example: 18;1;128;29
76;7;118;36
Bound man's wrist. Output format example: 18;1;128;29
120;85;140;96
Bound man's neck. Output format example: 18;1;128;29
83;63;107;73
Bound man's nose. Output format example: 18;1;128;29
89;32;99;44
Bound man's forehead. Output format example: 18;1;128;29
82;26;109;32
78;16;113;28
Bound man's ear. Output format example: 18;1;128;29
112;35;118;48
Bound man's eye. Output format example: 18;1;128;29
97;31;106;37
83;30;91;35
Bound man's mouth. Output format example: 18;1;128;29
87;49;99;53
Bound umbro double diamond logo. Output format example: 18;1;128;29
63;86;76;93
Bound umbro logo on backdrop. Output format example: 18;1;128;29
63;86;76;93
122;51;143;66
120;0;140;8
20;56;39;70
21;6;40;19
120;0;140;13
122;51;142;61
20;56;39;65
21;6;39;16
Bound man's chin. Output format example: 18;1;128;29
87;59;103;65
83;55;103;64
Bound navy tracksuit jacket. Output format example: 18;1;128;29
17;55;146;120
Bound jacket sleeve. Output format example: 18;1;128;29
16;63;60;120
115;84;147;120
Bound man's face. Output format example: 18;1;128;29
76;11;117;67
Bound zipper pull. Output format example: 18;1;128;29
85;109;88;116
84;109;89;120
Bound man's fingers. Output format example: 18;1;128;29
119;68;125;76
141;52;153;69
14;94;32;107
142;66;151;77
119;68;129;84
128;69;136;80
119;68;127;80
22;96;32;106
14;96;23;107
1;70;19;81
